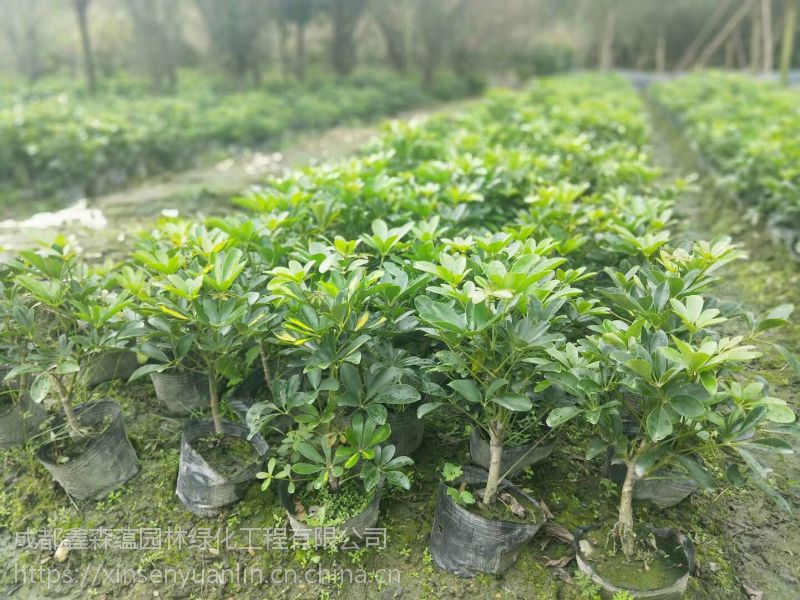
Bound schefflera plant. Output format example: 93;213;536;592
126;231;275;434
249;242;416;497
547;239;798;558
5;242;139;437
413;234;586;506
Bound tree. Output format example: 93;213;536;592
195;0;270;86
124;0;179;92
280;0;318;81
330;0;367;76
598;2;617;70
72;0;97;94
780;0;798;83
370;0;409;72
762;0;774;71
1;0;43;82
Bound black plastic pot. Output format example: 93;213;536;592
429;465;546;577
88;350;138;386
151;370;210;416
574;526;695;599
607;462;699;509
36;400;139;500
386;408;425;456
175;419;268;517
278;483;382;545
469;428;555;476
0;394;47;448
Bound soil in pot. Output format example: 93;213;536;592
176;419;268;517
575;525;694;599
191;434;259;479
429;466;546;577
40;416;113;465
455;481;541;524
294;481;377;528
279;479;382;543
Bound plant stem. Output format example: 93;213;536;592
51;373;82;438
207;370;223;434
482;423;504;505
617;459;639;559
259;341;272;394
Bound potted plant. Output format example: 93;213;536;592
547;267;797;596
248;250;416;540
132;246;275;516
412;245;574;576
0;271;46;448
5;243;140;499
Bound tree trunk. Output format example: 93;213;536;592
656;27;667;72
208;371;223;434
295;22;306;82
725;36;735;67
617;459;639;559
482;424;504;505
695;0;755;68
599;8;617;71
278;19;291;78
675;0;732;71
751;3;763;71
376;18;407;72
762;0;774;72
781;0;798;84
73;0;97;94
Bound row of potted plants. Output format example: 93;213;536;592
650;72;800;257
1;73;797;598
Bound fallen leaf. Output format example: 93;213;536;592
499;492;527;518
294;500;307;521
543;554;573;568
544;523;574;543
553;567;574;584
539;500;554;519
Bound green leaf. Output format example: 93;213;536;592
776;344;800;377
675;454;714;490
128;363;167;382
586;438;606;460
742;437;794;454
292;463;323;475
30;373;51;403
669;395;705;419
492;392;532;412
417;402;443;418
646;405;673;442
448;379;483;403
546;406;581;427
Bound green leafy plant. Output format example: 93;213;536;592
547;245;797;558
3;241;141;437
413;239;578;506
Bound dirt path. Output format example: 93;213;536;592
647;99;800;599
0;101;472;260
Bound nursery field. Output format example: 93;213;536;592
1;73;800;600
0;70;479;211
